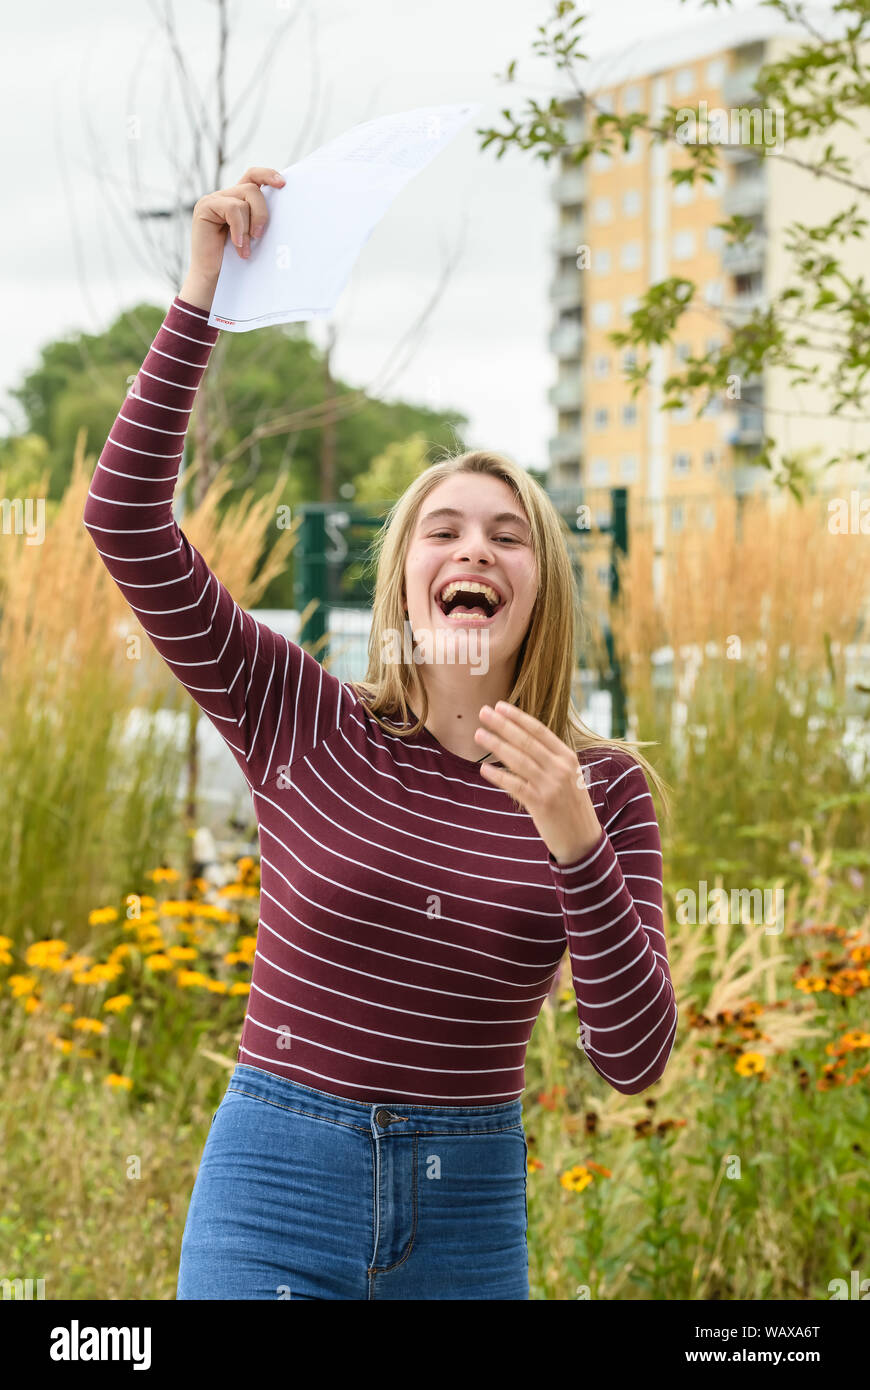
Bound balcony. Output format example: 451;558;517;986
549;429;584;465
549;376;583;409
723;63;763;107
550;267;585;308
722;174;766;218
553;166;587;205
724;406;764;448
552;221;585;257
726;288;767;323
549;318;584;357
721;234;766;275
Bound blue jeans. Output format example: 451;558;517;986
176;1063;530;1300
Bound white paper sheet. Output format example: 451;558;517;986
208;103;480;332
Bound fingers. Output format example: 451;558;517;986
477;704;552;773
226;169;286;257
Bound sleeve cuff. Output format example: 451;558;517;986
547;824;609;875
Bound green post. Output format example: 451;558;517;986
294;506;329;656
607;487;628;740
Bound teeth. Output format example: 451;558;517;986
438;580;501;606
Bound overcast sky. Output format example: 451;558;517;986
3;0;767;471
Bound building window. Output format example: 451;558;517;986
622;348;638;371
622;188;641;217
621;402;638;427
622;295;639;319
701;503;716;529
703;448;718;470
672;452;691;473
620;453;638;482
595;247;612;274
593;148;613;171
706;58;725;87
597;93;616;114
704;168;726;197
673;180;695;205
670;503;685;531
620;240;642;270
704;279;724;305
594;407;609;430
596;564;612;587
706;224;726;251
706;338;724;358
592;196;613;223
673;230;696;260
623;135;640;163
674;67;695;95
623;84;642;112
593;354;611;378
592;301;612;326
672;402;692;423
702;395;723;417
591;457;610;484
675;342;691;363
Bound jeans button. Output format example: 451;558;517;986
375;1108;393;1126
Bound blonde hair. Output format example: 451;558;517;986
349;449;671;822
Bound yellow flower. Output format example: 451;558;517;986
160;900;197;917
104;1073;133;1090
559;1164;593;1193
108;944;132;963
24;995;41;1014
52;1037;74;1054
149;867;180;882
25;939;68;967
58;954;93;974
841;1030;870;1050
0;950;13;966
229;982;251;996
0;934;13;949
8;974;37;997
59;1002;74;1014
167;946;197;960
849;945;870;964
73;1017;107;1035
103;994;133;1013
735;1052;766;1076
176;970;211;989
88;907;119;926
796;976;827;993
205;980;228;994
144;954;173;972
139;895;156;908
88;963;123;983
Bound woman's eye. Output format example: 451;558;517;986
430;532;520;543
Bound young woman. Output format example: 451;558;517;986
83;167;677;1301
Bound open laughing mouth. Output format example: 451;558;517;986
433;580;506;625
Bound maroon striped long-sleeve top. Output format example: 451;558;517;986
81;294;678;1104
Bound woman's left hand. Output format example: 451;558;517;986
475;701;604;864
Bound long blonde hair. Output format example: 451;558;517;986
349;449;671;822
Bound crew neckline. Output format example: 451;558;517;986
405;706;495;772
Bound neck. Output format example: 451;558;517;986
409;660;516;762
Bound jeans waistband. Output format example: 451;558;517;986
227;1064;524;1132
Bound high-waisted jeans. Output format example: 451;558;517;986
176;1063;530;1300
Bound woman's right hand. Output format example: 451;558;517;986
180;165;286;309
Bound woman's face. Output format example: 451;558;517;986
403;472;538;665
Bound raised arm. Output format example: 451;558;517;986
82;167;349;791
549;750;678;1095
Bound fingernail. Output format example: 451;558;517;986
252;224;264;238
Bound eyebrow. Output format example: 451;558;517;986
419;507;531;533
